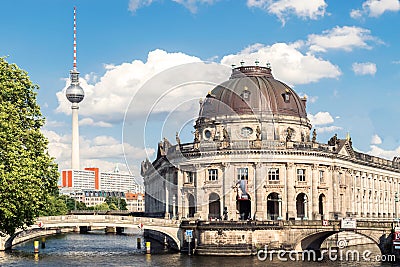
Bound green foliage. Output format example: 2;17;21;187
58;195;87;211
91;202;109;211
105;196;127;210
39;195;68;216
0;57;59;235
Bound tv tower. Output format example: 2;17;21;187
66;6;84;169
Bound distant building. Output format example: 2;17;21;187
61;169;96;190
100;171;140;193
61;167;140;192
83;190;125;207
125;192;145;212
60;167;143;207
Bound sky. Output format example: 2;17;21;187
1;0;400;183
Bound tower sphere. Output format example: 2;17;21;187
66;83;84;103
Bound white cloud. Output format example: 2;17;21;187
56;49;221;122
351;0;400;18
42;129;154;177
370;134;382;145
172;0;219;13
308;111;341;133
368;145;400;160
128;0;154;12
221;42;341;85
128;0;218;13
308;111;334;126
247;0;327;24
352;62;377;76
307;26;380;53
45;120;65;128
350;9;363;19
316;125;342;133
79;118;113;128
57;46;342;127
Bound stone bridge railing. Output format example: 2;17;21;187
36;215;180;228
183;219;394;231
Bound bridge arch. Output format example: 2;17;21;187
294;230;383;253
143;226;181;250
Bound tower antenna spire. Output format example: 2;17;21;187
73;6;77;70
66;6;84;170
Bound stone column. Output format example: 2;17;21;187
326;166;334;219
224;164;237;220
286;162;295;219
332;167;339;218
176;169;183;219
253;163;263;220
165;182;169;219
311;164;319;219
194;167;205;219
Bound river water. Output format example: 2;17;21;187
0;231;398;266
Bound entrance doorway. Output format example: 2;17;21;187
319;193;325;219
296;193;307;219
267;192;280;220
208;193;221;219
237;197;251;220
188;194;195;218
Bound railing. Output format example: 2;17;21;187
182;219;395;230
36;215;180;227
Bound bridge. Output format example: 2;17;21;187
0;215;181;251
0;216;396;257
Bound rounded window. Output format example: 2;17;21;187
204;129;212;139
241;127;253;137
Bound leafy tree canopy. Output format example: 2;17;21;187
0;57;59;235
105;196;127;210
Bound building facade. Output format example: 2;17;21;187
142;65;400;221
61;167;141;192
125;192;145;212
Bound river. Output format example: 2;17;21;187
0;231;398;266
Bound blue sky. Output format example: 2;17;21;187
1;0;400;180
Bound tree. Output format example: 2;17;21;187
39;195;68;216
105;196;127;210
92;203;109;211
0;57;59;235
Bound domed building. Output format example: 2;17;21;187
142;65;400;221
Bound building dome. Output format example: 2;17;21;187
199;66;307;119
196;65;310;143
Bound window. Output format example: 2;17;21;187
319;170;324;183
297;169;306;182
284;93;290;102
241;127;253;137
204;129;212;139
187;172;194;183
237;168;248;180
241;87;250;100
268;168;279;181
208;169;218;181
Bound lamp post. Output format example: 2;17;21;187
172;195;176;219
395;192;399;220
